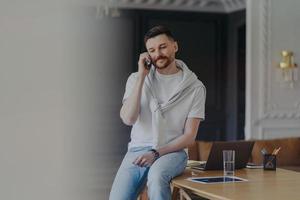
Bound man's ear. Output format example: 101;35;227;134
174;41;178;53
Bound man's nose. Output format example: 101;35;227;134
154;50;162;59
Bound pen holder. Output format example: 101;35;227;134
263;154;276;170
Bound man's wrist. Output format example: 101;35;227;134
150;149;160;160
137;73;146;81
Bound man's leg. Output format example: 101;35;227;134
147;150;188;200
109;146;151;200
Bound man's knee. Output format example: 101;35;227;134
147;168;171;187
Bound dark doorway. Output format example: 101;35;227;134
237;24;246;140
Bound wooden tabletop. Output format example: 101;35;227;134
171;168;300;200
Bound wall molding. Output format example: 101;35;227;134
109;0;246;13
246;0;300;140
261;127;300;139
257;0;300;121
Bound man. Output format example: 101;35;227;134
109;25;206;200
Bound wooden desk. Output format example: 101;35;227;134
171;168;300;200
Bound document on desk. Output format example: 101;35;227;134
186;160;206;170
187;160;206;167
187;176;248;184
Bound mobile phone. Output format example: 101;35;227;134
144;58;152;70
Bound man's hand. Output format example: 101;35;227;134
138;52;151;78
133;152;156;167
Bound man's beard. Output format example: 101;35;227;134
153;56;173;69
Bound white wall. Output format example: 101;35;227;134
0;1;133;199
245;0;300;139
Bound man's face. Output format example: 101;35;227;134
145;34;178;70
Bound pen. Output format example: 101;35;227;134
273;147;281;155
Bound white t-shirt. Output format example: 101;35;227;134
153;70;183;104
123;69;206;149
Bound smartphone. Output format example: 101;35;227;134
144;58;152;70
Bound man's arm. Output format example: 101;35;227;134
120;75;145;125
120;52;151;125
133;118;201;167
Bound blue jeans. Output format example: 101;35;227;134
109;146;188;200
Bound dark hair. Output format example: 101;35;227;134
144;25;175;44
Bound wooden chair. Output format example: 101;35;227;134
137;187;148;200
138;185;192;200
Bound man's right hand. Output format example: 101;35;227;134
138;52;151;78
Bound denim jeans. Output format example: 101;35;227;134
109;146;188;200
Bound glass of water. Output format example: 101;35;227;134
223;150;235;177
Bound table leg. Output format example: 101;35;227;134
172;186;179;200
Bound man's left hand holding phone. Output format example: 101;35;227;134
138;52;152;78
